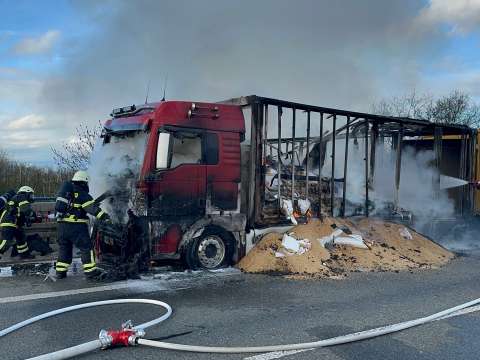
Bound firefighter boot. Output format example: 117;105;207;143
19;252;35;260
56;271;67;279
85;268;107;281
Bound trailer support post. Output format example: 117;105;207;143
318;113;324;217
306;111;311;201
341;116;350;217
291;108;296;205
330;115;336;216
365;120;369;217
394;126;403;209
277;106;282;209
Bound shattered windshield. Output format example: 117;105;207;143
88;130;149;222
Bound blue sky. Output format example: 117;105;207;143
0;0;479;166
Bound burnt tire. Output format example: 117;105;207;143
183;228;235;270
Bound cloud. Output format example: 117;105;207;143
416;0;480;34
1;130;52;148
6;114;47;130
13;30;61;55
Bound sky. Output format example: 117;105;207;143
0;0;479;166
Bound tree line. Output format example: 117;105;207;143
0;149;73;197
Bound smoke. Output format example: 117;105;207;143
87;132;148;222
39;0;446;133
320;138;455;227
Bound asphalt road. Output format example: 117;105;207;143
1;253;480;360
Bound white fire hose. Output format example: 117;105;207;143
1;297;480;359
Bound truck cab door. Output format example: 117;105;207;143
150;130;206;217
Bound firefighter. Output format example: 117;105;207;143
0;189;15;212
54;170;110;279
0;186;36;259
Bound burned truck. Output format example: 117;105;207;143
93;96;479;272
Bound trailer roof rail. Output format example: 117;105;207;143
219;95;474;134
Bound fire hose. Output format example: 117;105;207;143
1;297;480;359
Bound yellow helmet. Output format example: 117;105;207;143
18;186;34;194
72;170;89;182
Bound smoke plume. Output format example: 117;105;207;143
88;132;148;223
320;138;455;229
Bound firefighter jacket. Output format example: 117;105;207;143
0;190;15;212
0;193;35;229
55;181;109;224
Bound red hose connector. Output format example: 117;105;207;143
99;320;146;349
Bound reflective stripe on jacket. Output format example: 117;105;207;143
0;194;34;228
56;181;108;223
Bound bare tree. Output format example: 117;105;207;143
372;90;433;120
427;90;480;127
51;122;103;170
372;90;480;127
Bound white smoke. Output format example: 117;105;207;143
88;132;148;223
320;138;455;224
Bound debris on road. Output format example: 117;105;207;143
279;233;311;256
237;217;454;278
399;227;413;240
319;228;368;249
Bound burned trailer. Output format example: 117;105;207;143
92;96;478;272
223;96;477;239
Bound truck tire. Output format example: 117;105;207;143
183;228;235;270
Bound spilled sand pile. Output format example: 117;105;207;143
237;217;453;278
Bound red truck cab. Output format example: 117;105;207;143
101;101;246;269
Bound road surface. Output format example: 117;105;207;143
1;253;480;359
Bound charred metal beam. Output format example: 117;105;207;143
291;108;296;204
330;115;336;216
460;134;467;215
393;125;403;209
277;106;282;209
469;131;476;212
249;96;471;132
263;105;269;166
306;111;311;200
370;122;379;183
341;116;350;217
255;103;265;224
364;120;369;217
433;126;443;199
248;103;259;226
318;113;324;217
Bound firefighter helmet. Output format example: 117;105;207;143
18;186;34;194
72;170;89;183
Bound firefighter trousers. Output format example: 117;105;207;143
0;226;29;255
56;222;97;276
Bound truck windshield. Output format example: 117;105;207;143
88;130;149;221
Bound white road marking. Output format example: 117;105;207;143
244;304;480;360
0;280;167;304
0;269;241;305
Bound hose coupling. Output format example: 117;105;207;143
99;320;146;349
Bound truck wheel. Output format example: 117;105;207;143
184;228;234;270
